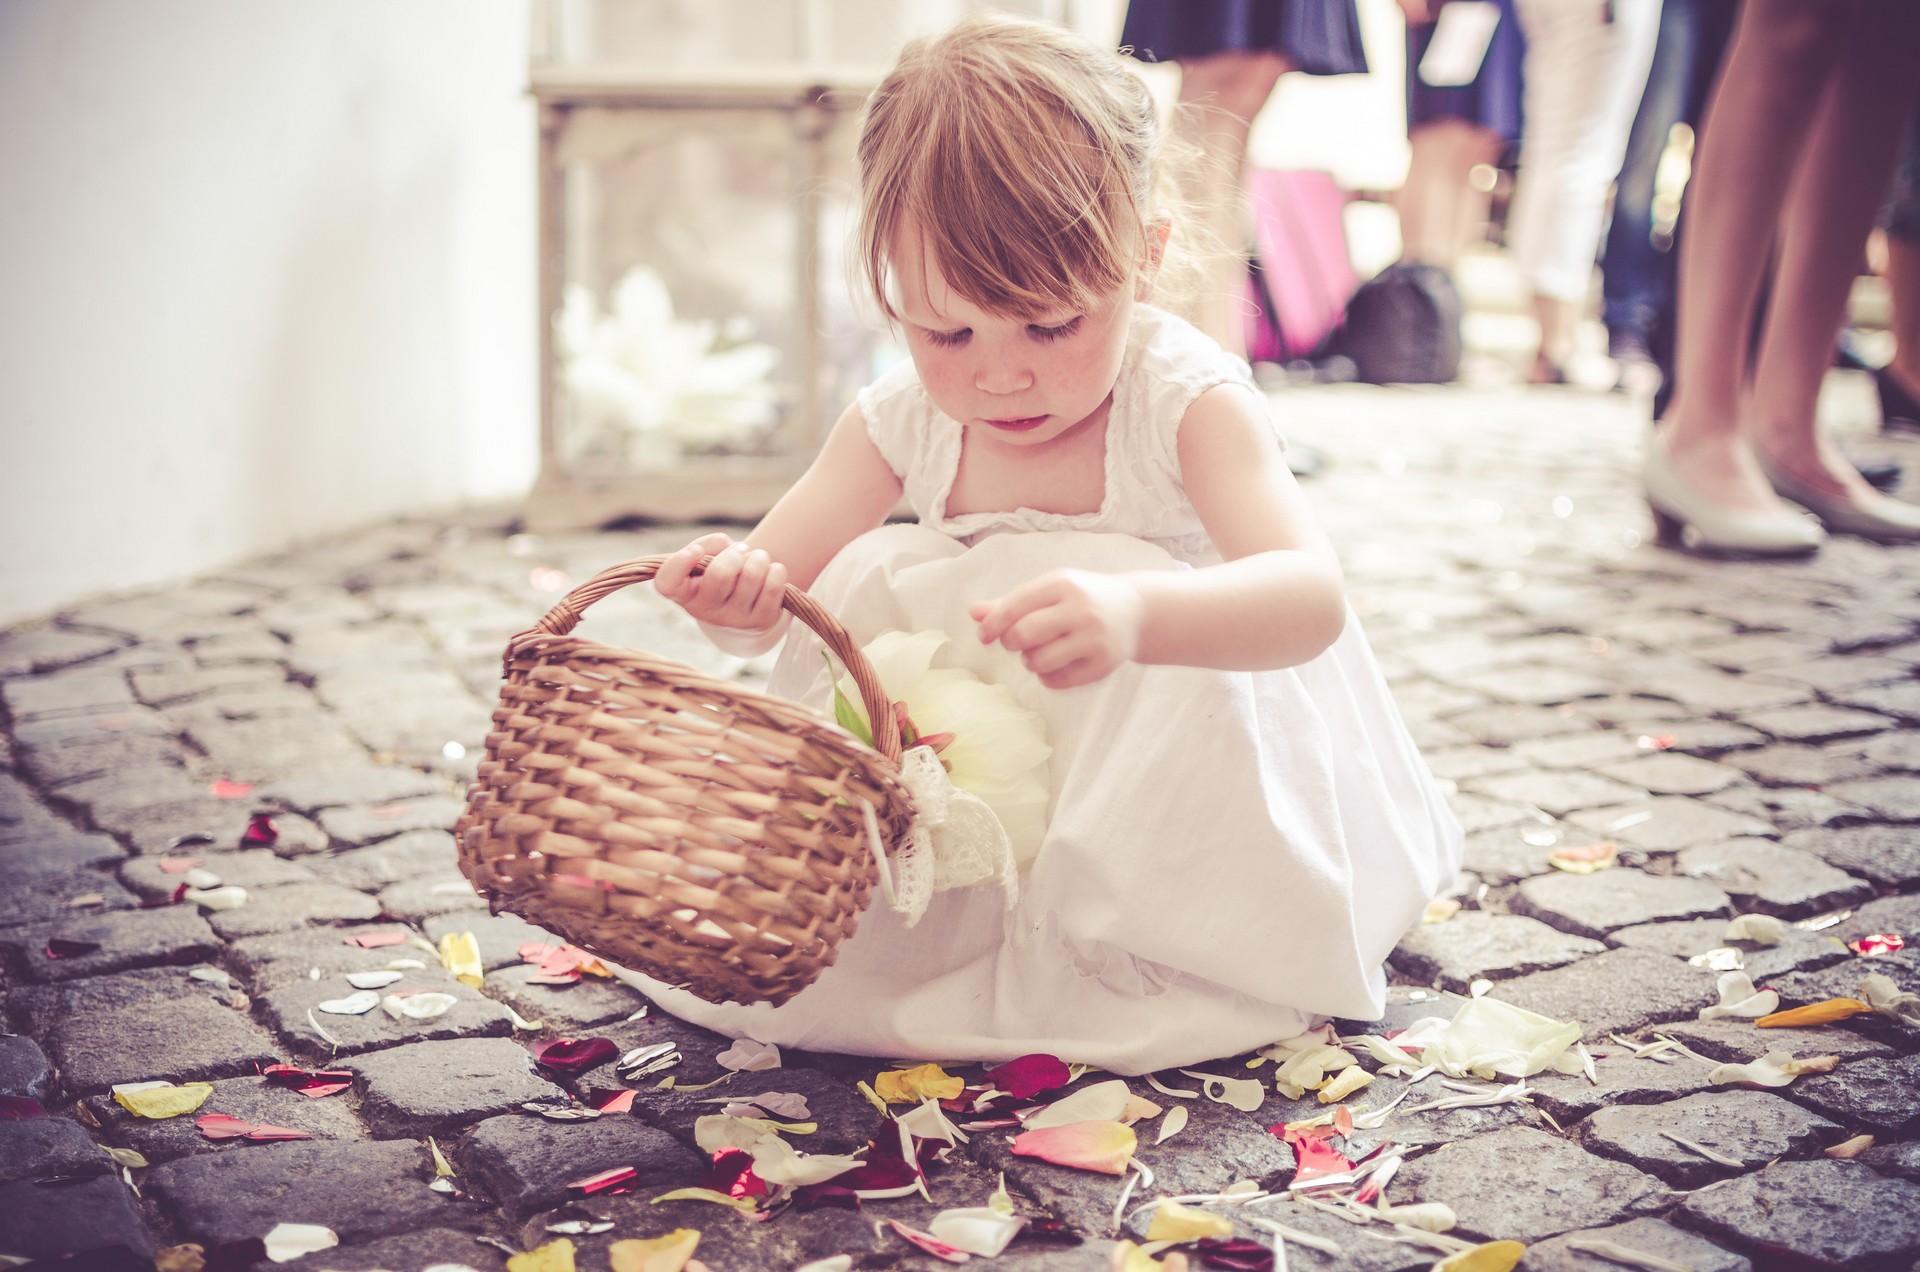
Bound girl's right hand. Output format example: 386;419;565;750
653;532;789;634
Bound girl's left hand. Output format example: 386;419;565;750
969;570;1144;689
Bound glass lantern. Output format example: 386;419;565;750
524;0;1094;530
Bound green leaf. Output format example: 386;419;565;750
825;652;872;747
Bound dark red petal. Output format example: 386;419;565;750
534;1037;620;1079
196;1114;257;1140
261;1064;354;1097
818;1157;920;1192
203;1238;269;1272
985;1053;1072;1099
586;1088;636;1113
701;1148;771;1199
45;938;102;959
240;812;279;846
791;1184;862;1212
1196;1237;1275;1270
0;1096;47;1120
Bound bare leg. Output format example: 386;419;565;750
1656;0;1852;514
1399;119;1502;271
1171;49;1290;358
1888;235;1920;395
1748;0;1920;495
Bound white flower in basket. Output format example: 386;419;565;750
834;630;1051;924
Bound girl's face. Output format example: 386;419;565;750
892;243;1136;450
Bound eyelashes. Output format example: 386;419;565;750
921;315;1084;348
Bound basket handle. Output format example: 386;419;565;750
510;554;904;763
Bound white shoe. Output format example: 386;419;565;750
1641;438;1824;557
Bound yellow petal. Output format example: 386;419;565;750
1146;1200;1234;1242
1012;1120;1137;1175
437;932;484;989
1548;841;1617;874
1825;1134;1875;1159
649;1188;758;1213
1121;1094;1163;1124
608;1230;701;1272
874;1062;964;1104
1433;1241;1526;1272
1317;1066;1374;1104
1424;897;1462;923
112;1082;214;1119
508;1238;576;1272
1111;1241;1189;1272
1756;998;1872;1027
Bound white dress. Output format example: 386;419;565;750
638;307;1463;1075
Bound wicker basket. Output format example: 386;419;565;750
454;555;916;1007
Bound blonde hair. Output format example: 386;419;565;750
857;13;1195;323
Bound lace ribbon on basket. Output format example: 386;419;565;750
866;746;1020;927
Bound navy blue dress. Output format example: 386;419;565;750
1404;0;1527;143
1120;0;1369;77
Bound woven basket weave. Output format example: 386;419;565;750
454;555;916;1007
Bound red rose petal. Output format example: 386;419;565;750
586;1089;636;1113
702;1148;770;1200
568;1165;640;1197
985;1053;1072;1100
1851;933;1906;956
262;1064;354;1098
157;857;204;874
534;1037;620;1079
791;1183;862;1211
0;1097;47;1120
45;938;102;959
884;1220;970;1264
208;780;253;800
196;1113;311;1142
240;812;278;847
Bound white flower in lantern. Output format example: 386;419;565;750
557;267;780;466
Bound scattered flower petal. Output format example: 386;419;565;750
181;868;224;890
157;857;203;874
261;1223;336;1264
1317;1067;1373;1104
317;990;382;1016
1193;1236;1277;1270
195;1113;310;1142
716;1040;782;1072
383;991;457;1019
570;1166;641;1197
1850;933;1906;956
113;1082;214;1119
1011;1120;1137;1175
1155;1105;1189;1145
189;968;233;989
1860;974;1920;1027
1423;897;1462;924
928;1205;1026;1257
1825;1134;1875;1159
183;885;249;912
102;1146;147;1168
1025;1079;1132;1129
607;1230;700;1272
714;1091;810;1120
984;1054;1071;1099
261;1064;353;1098
1147;1200;1234;1242
1698;972;1780;1021
345;931;410;949
1548;841;1617;874
506;1238;577;1272
1559;1237;1691;1272
535;1038;620;1079
438;932;484;988
589;1089;637;1113
1144;1072;1200;1100
1431;996;1582;1080
1110;1240;1189;1271
1723;914;1788;945
1433;1241;1526;1272
208;780;254;801
648;1187;757;1212
1376;1200;1457;1232
345;970;405;990
884;1219;971;1264
0;1096;47;1120
875;1062;963;1104
1179;1070;1266;1112
1708;1049;1840;1088
1755;998;1871;1028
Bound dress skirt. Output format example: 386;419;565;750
630;524;1463;1075
1121;0;1369;77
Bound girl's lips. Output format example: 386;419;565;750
985;415;1047;432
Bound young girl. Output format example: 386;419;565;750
641;14;1462;1075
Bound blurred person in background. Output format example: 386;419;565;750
1646;0;1920;554
1120;0;1371;361
1875;99;1920;433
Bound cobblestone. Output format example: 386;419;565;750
2;384;1917;1267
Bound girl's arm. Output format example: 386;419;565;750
972;382;1345;685
654;402;903;656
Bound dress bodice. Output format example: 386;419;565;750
856;305;1276;564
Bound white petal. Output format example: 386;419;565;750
263;1223;338;1263
316;991;381;1015
346;970;406;989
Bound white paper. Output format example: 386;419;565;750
1419;1;1501;87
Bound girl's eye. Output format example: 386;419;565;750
923;327;971;348
1029;316;1083;343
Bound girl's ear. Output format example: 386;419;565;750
1135;215;1172;300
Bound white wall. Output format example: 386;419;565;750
0;2;537;627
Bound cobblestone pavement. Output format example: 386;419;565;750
4;382;1919;1272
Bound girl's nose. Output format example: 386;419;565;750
974;361;1035;395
